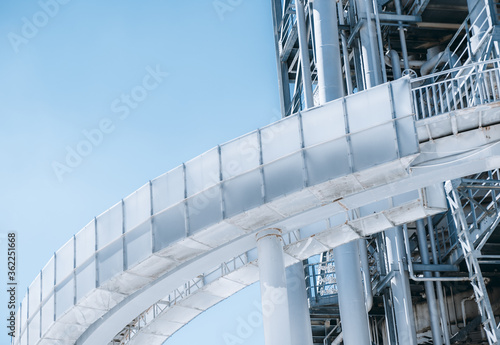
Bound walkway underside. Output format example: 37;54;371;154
15;77;500;345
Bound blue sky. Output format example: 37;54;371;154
0;0;279;343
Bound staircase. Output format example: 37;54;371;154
446;178;500;345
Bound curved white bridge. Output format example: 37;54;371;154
14;63;500;345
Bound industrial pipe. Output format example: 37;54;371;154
394;0;410;70
296;0;314;109
416;219;443;345
461;295;475;327
312;0;344;102
428;217;451;345
337;1;353;94
313;3;370;343
386;227;418;345
356;0;383;87
256;228;292;345
420;49;460;76
402;225;470;282
286;262;314;345
384;55;425;70
388;50;402;79
333;241;372;345
358;239;373;311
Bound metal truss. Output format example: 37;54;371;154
446;178;500;345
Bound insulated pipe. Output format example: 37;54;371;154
312;0;345;102
256;228;292;345
420;51;447;76
356;0;383;87
388;50;402;79
420;49;460;76
332;241;372;345
384;56;425;70
286;262;314;345
313;4;370;343
296;0;314;109
427;217;451;345
385;227;418;345
358;239;373;311
416;219;443;345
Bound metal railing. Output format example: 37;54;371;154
434;169;500;263
411;58;500;119
430;0;493;74
305;253;338;303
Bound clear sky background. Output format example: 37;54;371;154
0;0;280;343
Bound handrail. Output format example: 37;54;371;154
411;58;500;119
411;57;500;84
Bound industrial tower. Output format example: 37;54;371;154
12;0;500;344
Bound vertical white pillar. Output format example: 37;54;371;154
312;0;345;103
256;228;292;345
385;226;418;345
286;262;314;345
332;241;372;345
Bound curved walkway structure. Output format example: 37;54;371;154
14;62;500;345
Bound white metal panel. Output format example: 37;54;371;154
124;183;151;233
220;131;260;179
301;99;345;146
96;202;123;250
261;115;302;163
151;165;185;214
75;221;95;267
55;238;74;285
185;147;220;196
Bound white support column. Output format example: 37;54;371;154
385;226;418;345
286;262;314;345
312;0;345;103
332;241;372;345
256;228;292;345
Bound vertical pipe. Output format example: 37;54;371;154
394;0;409;71
376;233;397;345
385;227;418;345
356;0;383;87
296;0;314;109
338;1;354;94
427;217;451;345
256;228;292;345
371;0;388;82
270;0;292;117
312;3;370;342
358;239;373;311
312;0;345;102
286;262;314;345
389;49;402;79
333;241;372;345
416;219;443;345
